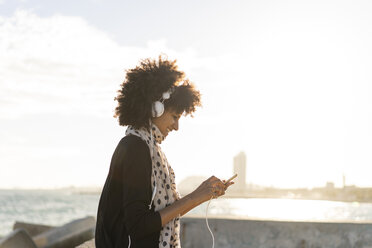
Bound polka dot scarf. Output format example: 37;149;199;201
126;124;182;248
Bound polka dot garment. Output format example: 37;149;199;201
126;124;182;248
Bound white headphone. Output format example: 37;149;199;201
151;88;173;118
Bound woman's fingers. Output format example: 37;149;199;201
208;176;221;185
212;187;223;198
212;183;226;198
225;181;234;189
202;175;235;199
209;177;224;186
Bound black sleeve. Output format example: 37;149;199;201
114;135;162;241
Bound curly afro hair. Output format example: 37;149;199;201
114;56;202;129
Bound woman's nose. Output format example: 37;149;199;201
173;119;179;131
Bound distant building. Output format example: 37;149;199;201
233;152;246;192
326;182;335;189
343;174;346;188
178;176;207;196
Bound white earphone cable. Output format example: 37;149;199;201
148;120;157;210
130;198;215;248
205;196;215;248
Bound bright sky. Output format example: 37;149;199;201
0;0;371;189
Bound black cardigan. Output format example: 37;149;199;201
95;135;162;248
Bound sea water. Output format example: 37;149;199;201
1;189;372;237
0;189;99;237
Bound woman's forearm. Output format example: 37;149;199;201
158;191;205;226
159;176;233;226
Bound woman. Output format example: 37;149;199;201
95;56;234;248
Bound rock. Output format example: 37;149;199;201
33;216;95;248
0;228;37;248
13;222;54;237
75;239;95;248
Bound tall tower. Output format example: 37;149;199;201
233;152;246;192
343;174;346;188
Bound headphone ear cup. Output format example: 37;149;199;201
152;101;164;117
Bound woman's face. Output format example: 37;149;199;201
152;109;182;137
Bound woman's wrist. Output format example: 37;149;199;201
189;189;208;205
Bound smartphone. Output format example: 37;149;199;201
224;173;238;184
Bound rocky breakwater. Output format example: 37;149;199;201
0;216;95;248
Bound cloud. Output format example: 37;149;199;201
1;7;371;189
0;10;216;188
0;10;204;119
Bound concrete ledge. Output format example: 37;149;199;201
181;216;372;248
74;217;372;247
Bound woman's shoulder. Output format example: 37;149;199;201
117;134;149;154
110;135;151;172
119;134;146;145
